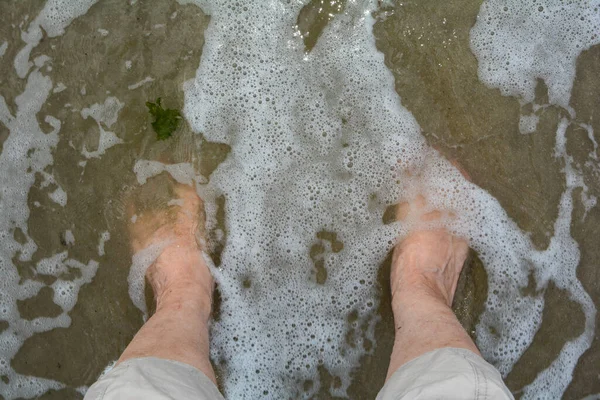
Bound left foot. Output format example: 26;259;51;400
128;184;213;309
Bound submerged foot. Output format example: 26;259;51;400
128;184;213;308
392;195;469;307
385;170;478;378
391;228;469;307
119;183;216;378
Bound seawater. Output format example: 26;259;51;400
0;0;597;399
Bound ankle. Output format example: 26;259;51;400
391;255;456;307
155;281;213;318
148;245;215;306
395;279;448;307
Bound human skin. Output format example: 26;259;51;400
117;184;217;384
385;195;480;380
117;183;478;388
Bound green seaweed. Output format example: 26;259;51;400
146;98;182;141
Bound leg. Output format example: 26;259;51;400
119;184;216;384
386;228;478;380
379;194;513;399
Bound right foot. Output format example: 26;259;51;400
391;194;469;307
385;195;480;379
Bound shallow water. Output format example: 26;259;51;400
0;0;599;399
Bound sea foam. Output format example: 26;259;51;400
172;0;595;398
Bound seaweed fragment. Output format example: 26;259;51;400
146;97;182;140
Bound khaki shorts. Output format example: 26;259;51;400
376;348;514;400
84;348;513;399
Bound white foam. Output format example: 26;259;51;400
127;76;154;90
14;0;99;78
98;231;110;257
519;114;539;134
581;395;600;400
36;252;69;276
175;3;422;395
167;0;596;398
51;259;99;311
48;186;67;206
514;118;596;397
64;230;75;246
81;96;123;129
0;41;7;58
128;242;169;318
53;82;66;93
133;160;199;185
33;55;51;68
470;0;600;109
80;97;124;159
469;1;599;395
0;2;100;396
581;123;599;161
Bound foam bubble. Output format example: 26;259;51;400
52;82;66;93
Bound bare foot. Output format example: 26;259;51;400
392;230;469;307
118;184;216;379
392;194;469;307
128;184;213;309
385;162;479;379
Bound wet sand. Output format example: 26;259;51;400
0;0;598;398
